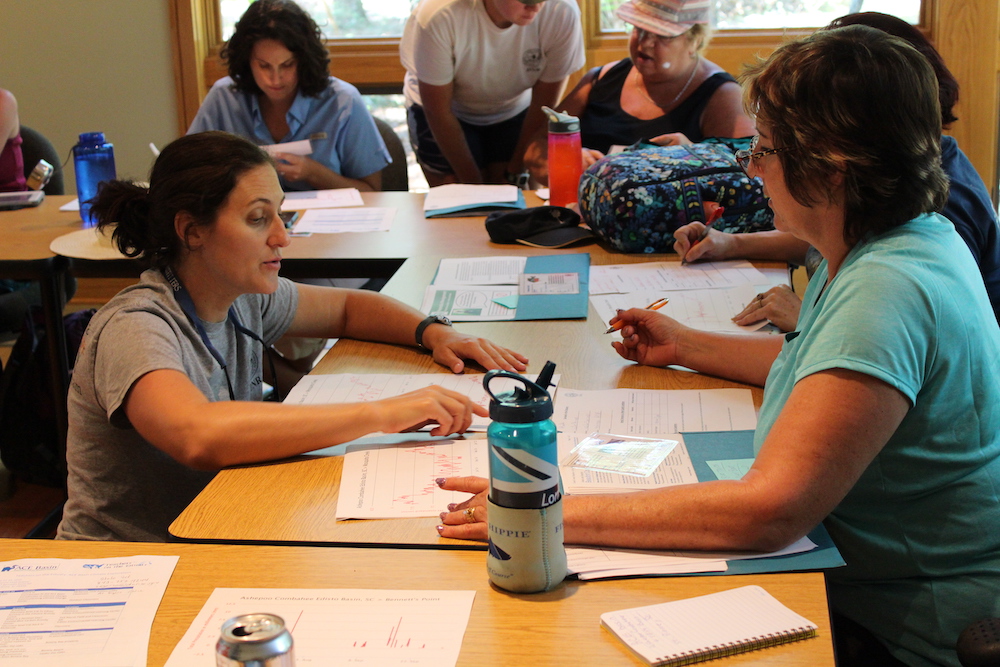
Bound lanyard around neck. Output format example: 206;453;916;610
162;266;279;402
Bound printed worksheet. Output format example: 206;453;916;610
293;207;395;234
336;439;488;519
552;388;757;435
422;183;519;212
420;286;519;321
284;373;559;433
589;260;768;294
590;285;770;333
282;187;364;209
0;555;178;667
165;588;475;667
432;256;527;286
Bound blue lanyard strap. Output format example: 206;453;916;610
162;266;280;402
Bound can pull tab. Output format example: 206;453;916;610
541;106;580;133
231;616;279;637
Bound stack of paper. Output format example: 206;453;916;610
423;183;525;217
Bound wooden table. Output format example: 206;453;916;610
170;247;773;547
0;538;835;666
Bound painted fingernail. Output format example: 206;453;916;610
435;478;446;487
440;512;447;522
447;503;457;511
436;525;445;534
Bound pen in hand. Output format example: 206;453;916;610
681;205;725;265
605;297;669;334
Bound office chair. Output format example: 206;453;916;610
19;125;64;196
372;117;408;192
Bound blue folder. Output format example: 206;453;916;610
513;253;590;320
680;430;846;575
424;189;527;218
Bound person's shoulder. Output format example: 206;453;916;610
413;0;470;24
323;76;364;100
543;0;582;17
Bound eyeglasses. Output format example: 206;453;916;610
735;136;793;173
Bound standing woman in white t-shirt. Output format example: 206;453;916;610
400;0;585;186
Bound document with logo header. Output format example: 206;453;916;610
0;555;178;667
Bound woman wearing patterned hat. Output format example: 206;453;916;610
524;0;754;185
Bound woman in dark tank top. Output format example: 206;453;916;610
524;0;754;185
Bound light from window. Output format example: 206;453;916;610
600;0;920;32
220;0;416;40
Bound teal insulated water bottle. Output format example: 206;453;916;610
484;361;567;593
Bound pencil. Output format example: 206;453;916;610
605;297;669;333
681;205;725;265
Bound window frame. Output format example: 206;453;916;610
169;0;998;201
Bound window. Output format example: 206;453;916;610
219;0;415;39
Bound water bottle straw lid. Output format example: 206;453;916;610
541;106;579;133
483;362;556;423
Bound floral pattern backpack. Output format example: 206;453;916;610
578;140;773;253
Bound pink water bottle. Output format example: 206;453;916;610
543;106;582;208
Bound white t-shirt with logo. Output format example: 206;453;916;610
400;0;584;126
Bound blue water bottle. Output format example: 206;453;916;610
484;361;566;593
73;132;116;227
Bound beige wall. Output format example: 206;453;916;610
0;0;179;194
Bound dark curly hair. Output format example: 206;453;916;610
826;12;959;128
222;0;331;98
91;132;274;269
741;26;948;246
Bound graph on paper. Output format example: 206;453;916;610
165;588;475;667
336;440;489;519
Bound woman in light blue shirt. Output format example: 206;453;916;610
440;26;1000;667
188;0;390;192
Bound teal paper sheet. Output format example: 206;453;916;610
424;189;526;217
514;253;590;320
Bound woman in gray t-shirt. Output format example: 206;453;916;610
57;131;527;542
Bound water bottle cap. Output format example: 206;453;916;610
483;362;556;423
541;106;579;133
77;132;107;145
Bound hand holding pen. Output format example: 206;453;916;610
605;297;669;333
679;205;725;265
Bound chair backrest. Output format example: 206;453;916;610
19;125;64;196
372;117;408;192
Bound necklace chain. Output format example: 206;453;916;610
635;55;701;109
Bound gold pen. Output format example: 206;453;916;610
605;297;669;333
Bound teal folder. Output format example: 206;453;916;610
424;189;527;217
680;430;846;575
513;253;590;320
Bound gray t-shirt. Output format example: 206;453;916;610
57;269;298;542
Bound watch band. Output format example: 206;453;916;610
415;315;452;350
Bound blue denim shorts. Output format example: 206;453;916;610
406;103;528;175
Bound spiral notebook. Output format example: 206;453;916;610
600;585;818;666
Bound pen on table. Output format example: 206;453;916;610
605;297;669;334
681;205;725;265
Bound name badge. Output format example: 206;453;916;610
308;132;328;141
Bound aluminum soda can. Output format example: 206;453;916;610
26;159;53;191
216;613;294;666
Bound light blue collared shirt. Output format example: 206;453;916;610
188;76;391;191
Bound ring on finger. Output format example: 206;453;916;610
464;506;477;523
755;293;765;303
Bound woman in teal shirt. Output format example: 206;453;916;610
439;26;1000;667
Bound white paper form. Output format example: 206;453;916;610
294;207;395;234
552;388;757;435
566;536;817;580
284;373;559;433
420;286;519;321
337;439;489;519
423;183;519;212
282;188;364;210
165;588;475;667
0;555;178;667
590;260;768;294
557;432;698;495
432;256;526;286
262;139;312;157
590;285;769;333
